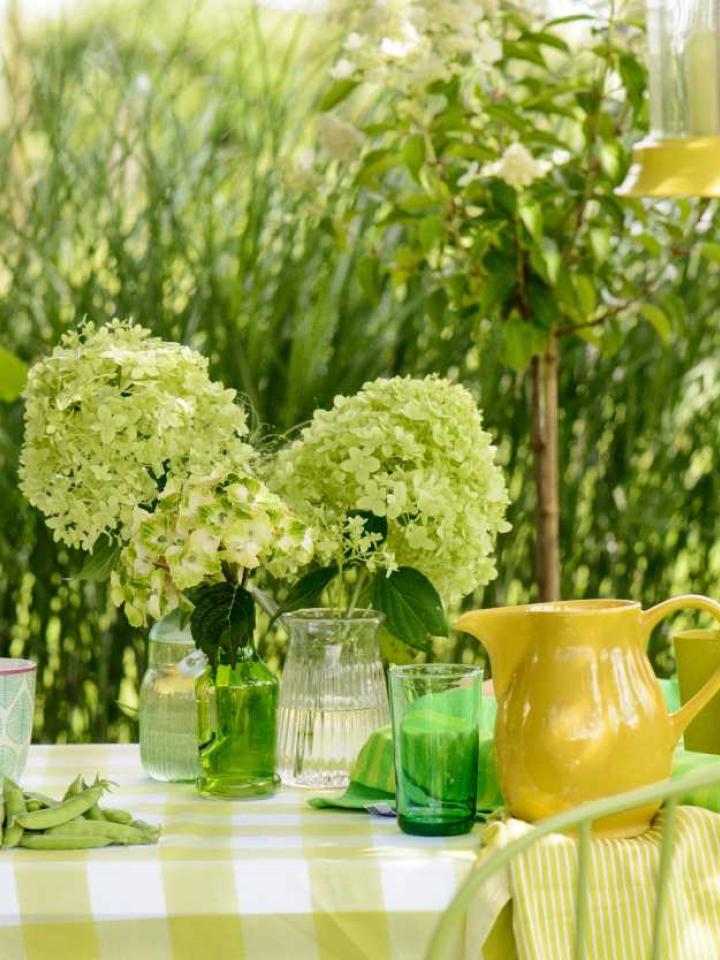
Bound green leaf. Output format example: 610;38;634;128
700;242;720;265
519;200;543;241
281;566;339;613
418;215;444;254
425;287;448;326
500;318;548;371
546;14;594;26
573;275;598;317
618;54;646;113
190;582;256;670
402;134;426;181
479;251;516;315
0;347;28;402
589;227;611;265
77;536;121;582
503;40;546;68
528;279;557;330
599;142;622;181
357;256;382;302
640;304;672;342
636;233;663;258
377;626;417;665
319;80;358;111
372;567;448;651
522;30;570;53
358;149;403;186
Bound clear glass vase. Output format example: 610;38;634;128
196;644;280;799
277;609;390;789
139;611;207;782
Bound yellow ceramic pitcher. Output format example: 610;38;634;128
455;596;720;837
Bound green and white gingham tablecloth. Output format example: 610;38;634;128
0;745;480;960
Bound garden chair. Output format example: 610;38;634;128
427;763;720;960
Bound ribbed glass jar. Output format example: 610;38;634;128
277;609;390;789
139;611;206;782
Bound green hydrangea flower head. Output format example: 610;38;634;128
269;375;510;604
20;319;251;551
111;456;314;627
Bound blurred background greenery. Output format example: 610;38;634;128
3;0;720;742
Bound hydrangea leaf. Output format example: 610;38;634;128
372;566;448;652
190;582;256;670
77;536;121;582
377;627;417;666
281;565;339;614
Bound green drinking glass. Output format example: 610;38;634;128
389;664;483;837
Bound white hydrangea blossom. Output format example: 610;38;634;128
111;460;314;627
269;376;510;605
20;320;252;551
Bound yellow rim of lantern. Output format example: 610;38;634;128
618;135;720;198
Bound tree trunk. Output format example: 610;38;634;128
531;331;561;601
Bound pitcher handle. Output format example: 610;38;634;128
643;594;720;740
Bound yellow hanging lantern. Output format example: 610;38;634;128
619;0;720;197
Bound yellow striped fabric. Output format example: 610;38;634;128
0;744;481;960
473;807;720;960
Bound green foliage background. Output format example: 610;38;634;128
3;1;720;742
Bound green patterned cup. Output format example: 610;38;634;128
0;659;36;780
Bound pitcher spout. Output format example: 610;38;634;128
453;607;531;701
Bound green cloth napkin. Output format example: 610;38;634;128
309;679;720;816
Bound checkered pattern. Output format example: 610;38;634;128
0;745;481;960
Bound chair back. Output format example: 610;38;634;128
427;764;720;960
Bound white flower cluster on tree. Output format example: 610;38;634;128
328;0;503;92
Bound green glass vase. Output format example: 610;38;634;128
196;643;280;799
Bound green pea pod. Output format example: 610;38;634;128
23;791;58;809
101;808;133;825
16;781;109;831
129;820;161;843
45;819;151;845
62;775;83;801
0;794;4;845
20;833;115;850
79;778;107;821
3;778;25;849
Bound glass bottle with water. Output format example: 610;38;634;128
139;610;207;782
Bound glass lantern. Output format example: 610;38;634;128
620;0;720;197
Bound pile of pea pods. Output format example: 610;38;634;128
1;775;161;849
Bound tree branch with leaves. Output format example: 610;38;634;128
314;1;686;599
